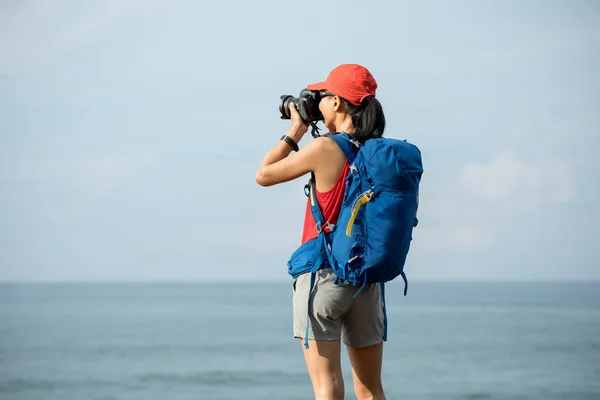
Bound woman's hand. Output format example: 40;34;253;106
288;102;309;140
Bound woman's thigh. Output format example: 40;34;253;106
342;281;384;348
292;268;354;341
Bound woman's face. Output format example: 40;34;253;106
319;92;338;133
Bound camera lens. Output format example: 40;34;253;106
279;95;295;119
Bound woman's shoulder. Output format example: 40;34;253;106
311;135;343;153
309;135;347;173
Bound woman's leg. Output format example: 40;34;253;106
301;339;345;400
346;342;386;400
293;269;356;399
342;281;386;400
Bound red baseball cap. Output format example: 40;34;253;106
307;64;378;106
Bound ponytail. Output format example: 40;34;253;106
342;96;386;143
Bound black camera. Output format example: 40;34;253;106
279;89;324;123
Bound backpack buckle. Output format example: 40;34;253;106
316;222;335;234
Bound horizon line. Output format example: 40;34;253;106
1;278;599;284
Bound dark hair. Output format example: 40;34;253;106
342;96;386;143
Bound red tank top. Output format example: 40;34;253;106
301;161;350;244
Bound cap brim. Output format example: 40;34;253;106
306;81;327;91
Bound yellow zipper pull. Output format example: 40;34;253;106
346;191;373;237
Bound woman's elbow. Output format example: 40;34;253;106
255;170;272;187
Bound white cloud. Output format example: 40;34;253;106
408;151;576;257
460;152;575;207
411;225;491;253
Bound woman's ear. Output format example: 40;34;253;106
332;96;341;112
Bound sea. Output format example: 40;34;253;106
0;281;599;400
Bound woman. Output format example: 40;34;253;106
255;64;387;400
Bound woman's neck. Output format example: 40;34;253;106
334;114;355;134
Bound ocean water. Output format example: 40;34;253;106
0;281;599;400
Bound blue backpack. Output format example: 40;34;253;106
287;132;423;348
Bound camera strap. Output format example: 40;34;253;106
310;122;321;138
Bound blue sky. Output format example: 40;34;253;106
1;0;598;282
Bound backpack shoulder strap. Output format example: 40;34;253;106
328;132;360;163
306;172;325;231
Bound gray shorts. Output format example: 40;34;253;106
292;268;384;348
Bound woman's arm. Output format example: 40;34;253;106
258;123;306;172
255;135;328;187
256;102;315;187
